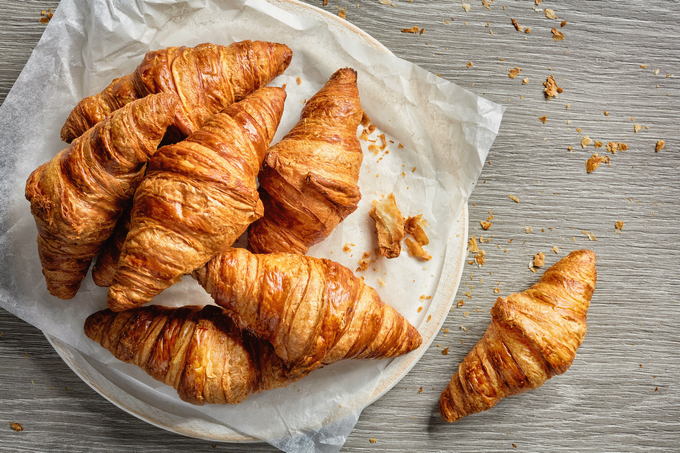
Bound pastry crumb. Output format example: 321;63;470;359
524;226;534;234
427;314;432;322
457;300;465;308
581;136;593;148
442;327;450;334
474;250;486;266
468;236;480;253
459;325;469;332
522;77;529;85
606;142;629;154
10;422;23;432
551;28;565;40
543;75;563;99
655;140;665;152
418;386;424;393
512;444;518;449
342;243;355;253
377;278;386;287
401;26;424;34
295;77;302;85
417;306;423;313
594;140;603;148
508;67;522;79
615;220;625;231
560;20;568;27
369;438;378;444
544;8;558;19
603;111;610;116
493;287;501;294
405;237;432;261
441;347;449;355
337;8;347;19
551;245;560;254
405;215;429;245
586;153;610;173
633;123;647;133
480;220;493;230
466;61;474;68
533;251;545;268
538;116;548;124
419;294;432;300
462;3;471;12
369;194;405;258
511;18;525;32
356;252;372;272
508;194;521;203
582;230;598;241
39;9;54;23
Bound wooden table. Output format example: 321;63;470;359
1;1;678;451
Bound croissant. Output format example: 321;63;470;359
247;68;363;254
194;247;422;373
439;249;597;422
85;305;301;405
25;93;179;299
61;41;292;143
92;209;130;287
108;87;287;312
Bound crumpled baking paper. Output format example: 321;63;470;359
0;0;503;451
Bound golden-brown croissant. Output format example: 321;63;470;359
194;247;422;373
61;41;292;142
108;87;287;312
92;209;130;287
25;93;179;299
247;68;363;254
85;305;300;405
439;249;597;422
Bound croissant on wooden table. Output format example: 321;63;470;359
61;41;292;142
108;87;286;312
439;249;597;422
85;305;301;405
248;68;363;254
194;248;422;373
25;93;179;299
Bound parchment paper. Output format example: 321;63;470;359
0;0;503;451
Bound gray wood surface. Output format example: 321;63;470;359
1;0;678;451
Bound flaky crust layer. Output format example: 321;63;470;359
195;248;422;374
85;305;299;405
61;41;292;142
25;93;178;299
248;68;363;254
108;87;286;312
439;249;597;422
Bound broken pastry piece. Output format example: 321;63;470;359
439;250;596;422
405;215;429;246
405;237;432;261
370;193;406;258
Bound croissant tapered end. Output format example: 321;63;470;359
439;249;596;423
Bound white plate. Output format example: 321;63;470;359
43;0;471;444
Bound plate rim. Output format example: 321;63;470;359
44;0;472;444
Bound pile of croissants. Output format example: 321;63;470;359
24;40;597;423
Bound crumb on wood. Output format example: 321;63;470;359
606;142;629;154
369;438;378;444
533;251;545;267
586;153;610;173
441;347;449;355
543;75;563;99
323;0;329;5
551;28;565;40
474;250;486;266
39;9;54;23
538;116;548;124
544;8;557;19
511;18;525;32
615;220;625;231
442;327;449;334
507;194;520;204
524;226;534;234
405;237;432;261
401;26;425;34
633;123;648;133
468;236;479;253
466;61;474;68
480;220;493;230
418;386;424;393
369;194;405;258
552;245;560;254
655;140;665;152
512;444;518;449
560;20;568;27
581;136;593;148
508;67;522;79
582;230;598;241
337;8;347;19
462;3;471;12
594;141;603;148
10;422;23;432
457;300;465;308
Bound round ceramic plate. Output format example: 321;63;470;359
45;0;471;443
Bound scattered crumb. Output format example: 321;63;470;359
508;67;522;79
296;76;302;85
594;141;603;148
480;220;493;230
482;0;494;9
493;287;501;294
466;61;474;68
508;194;521;203
405;215;429;245
342;243;355;253
522;77;529;85
10;422;23;432
401;26;425;34
538;116;548;124
420;295;432;300
551;245;560;254
462;3;471;12
417;306;423;313
582;230;598;241
525;27;532;34
633;123;647;133
543;75;563;99
468;236;480;253
441;347;449;355
418;386;424;393
512;444;518;449
457;300;465;308
479;236;491;243
459;325;469;332
533;251;545;268
560;20;568;27
581;136;593;148
544;8;558;19
377;278;386;287
551;28;565;40
606;142;629;154
615;220;625;231
370;194;405;258
369;438;378;444
406;237;432;261
511;18;525;32
323;0;328;5
603;111;610;116
535;0;542;4
356;252;372;272
379;0;394;5
655;140;665;152
566;146;573;151
361;113;371;127
337;8;347;19
655;387;659;392
639;64;649;69
427;314;432;322
585;153;610;173
576;127;583;133
524;226;534;234
442;327;450;334
474;250;486;266
39;9;54;23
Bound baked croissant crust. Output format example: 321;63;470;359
439;249;597;422
248;68;363;254
194;248;422;373
92;209;130;287
108;87;287;312
25;93;179;299
61;41;292;142
85;305;300;405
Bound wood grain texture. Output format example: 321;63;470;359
1;1;678;451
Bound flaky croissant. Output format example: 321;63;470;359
194;248;422;373
61;41;292;142
108;87;286;312
92;209;130;287
439;250;597;422
85;305;301;405
25;93;179;299
248;68;363;254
